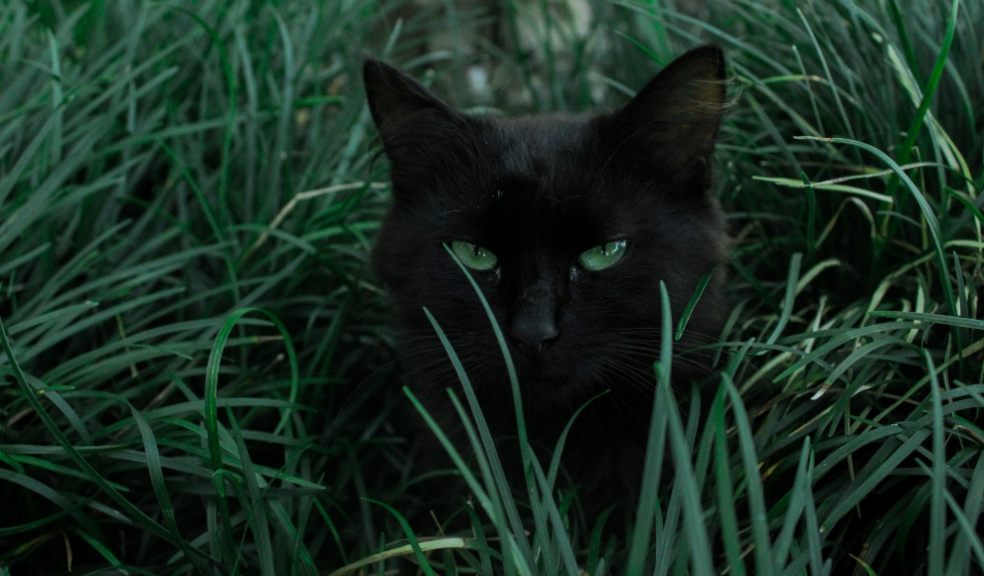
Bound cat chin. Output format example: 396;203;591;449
513;366;611;406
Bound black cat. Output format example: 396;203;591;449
364;46;730;517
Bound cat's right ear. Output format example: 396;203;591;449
605;46;728;194
363;59;461;167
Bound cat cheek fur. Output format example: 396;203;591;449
365;46;730;507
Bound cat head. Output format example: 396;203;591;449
365;47;730;409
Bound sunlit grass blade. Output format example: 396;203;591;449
796;135;957;314
326;536;471;576
363;498;438;576
675;271;713;341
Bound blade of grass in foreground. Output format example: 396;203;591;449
652;481;683;576
405;384;533;576
884;0;962;208
762;252;802;350
203;307;300;569
230;419;276;576
529;458;579;576
675;271;712;341
128;403;212;574
656;281;714;575
363;498;437;576
326;536;470;576
421;306;529;575
441;244;540;564
626;365;669;573
441;244;531;472
546;390;608;493
821;429;931;532
402;387;494;526
723;372;776;576
868;310;984;330
943;488;984;573
946;452;984;574
925;350;945;576
401;343;528;576
711;384;746;576
773;437;813;569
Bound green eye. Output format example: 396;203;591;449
450;240;498;271
577;240;628;271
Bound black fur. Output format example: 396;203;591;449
364;46;730;514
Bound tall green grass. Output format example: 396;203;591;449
1;0;982;574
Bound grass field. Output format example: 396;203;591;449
1;0;982;574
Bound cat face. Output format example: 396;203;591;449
365;48;729;409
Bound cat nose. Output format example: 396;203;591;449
507;309;559;352
508;278;560;353
509;315;560;352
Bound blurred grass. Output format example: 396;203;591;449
1;0;983;574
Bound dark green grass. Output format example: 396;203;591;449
1;0;983;574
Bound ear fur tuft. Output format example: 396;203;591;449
608;45;729;187
362;59;462;168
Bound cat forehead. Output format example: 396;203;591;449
455;115;613;210
488;115;599;177
440;116;630;235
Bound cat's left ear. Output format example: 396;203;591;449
608;45;728;188
363;58;462;168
